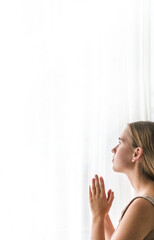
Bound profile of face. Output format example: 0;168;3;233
111;126;135;173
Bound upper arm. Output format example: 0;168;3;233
111;198;154;240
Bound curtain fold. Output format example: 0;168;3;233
0;0;151;239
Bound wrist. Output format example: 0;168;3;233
92;214;105;223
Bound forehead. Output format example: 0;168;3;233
119;127;131;142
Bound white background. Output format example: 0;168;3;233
0;1;153;240
151;0;154;120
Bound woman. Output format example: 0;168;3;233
89;121;154;240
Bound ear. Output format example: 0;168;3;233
132;147;143;162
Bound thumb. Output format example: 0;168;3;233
108;191;114;209
107;189;112;201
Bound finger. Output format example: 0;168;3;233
89;185;92;201
108;191;114;208
95;174;100;197
100;176;106;198
107;189;112;201
92;178;96;195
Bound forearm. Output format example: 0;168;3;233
91;216;105;240
104;214;115;240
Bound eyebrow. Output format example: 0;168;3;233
118;137;123;141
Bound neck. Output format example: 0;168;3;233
125;167;154;196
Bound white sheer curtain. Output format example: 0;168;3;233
151;0;154;121
0;0;151;239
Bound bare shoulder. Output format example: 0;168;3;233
133;197;154;214
111;198;154;240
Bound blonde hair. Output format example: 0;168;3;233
127;121;154;181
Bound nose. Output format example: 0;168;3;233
111;148;115;153
111;145;118;153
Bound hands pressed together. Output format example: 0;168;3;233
89;175;114;219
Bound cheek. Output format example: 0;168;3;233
115;148;127;162
115;148;132;166
115;147;123;156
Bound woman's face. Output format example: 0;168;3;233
111;126;135;173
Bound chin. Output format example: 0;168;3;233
112;166;118;172
112;164;117;171
112;164;122;173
